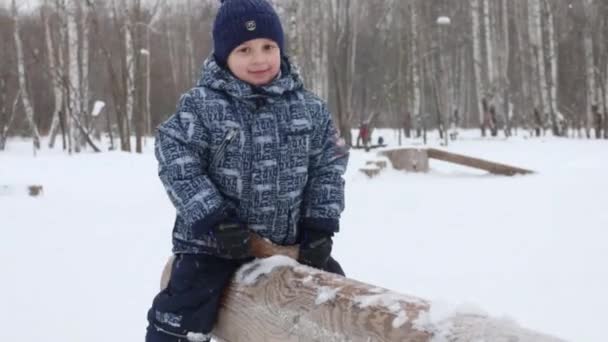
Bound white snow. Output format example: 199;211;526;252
91;101;106;117
436;16;451;25
1;130;608;341
186;332;211;342
234;255;297;285
315;286;340;305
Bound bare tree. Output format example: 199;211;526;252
410;1;421;139
471;0;486;135
544;0;565;136
0;83;19;151
329;0;358;146
2;0;608;149
43;0;64;148
582;0;597;138
11;0;41;150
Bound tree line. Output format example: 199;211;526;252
1;0;607;153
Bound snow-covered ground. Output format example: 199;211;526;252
1;131;607;341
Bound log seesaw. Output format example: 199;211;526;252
160;234;563;342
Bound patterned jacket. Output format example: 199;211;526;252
155;56;349;256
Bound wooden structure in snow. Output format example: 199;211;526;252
160;236;561;342
362;147;534;177
426;148;534;176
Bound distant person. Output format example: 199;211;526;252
357;121;370;150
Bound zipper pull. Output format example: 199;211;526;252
226;128;238;141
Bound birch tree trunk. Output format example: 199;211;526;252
582;1;596;138
471;0;485;135
44;1;64;148
125;2;135;152
145;26;152;136
483;0;495;90
545;0;563;136
67;0;81;153
12;0;41;150
133;0;144;153
0;79;6;150
58;0;68;149
605;44;608;139
535;0;551;134
346;0;358;130
320;1;329;101
512;1;526;132
500;0;511;136
0;82;18;151
410;2;421;138
529;0;550;135
81;2;90;134
330;0;356;146
185;0;196;84
166;13;179;94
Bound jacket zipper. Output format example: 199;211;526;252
211;128;238;169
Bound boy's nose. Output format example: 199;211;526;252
251;51;266;65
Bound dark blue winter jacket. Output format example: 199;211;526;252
155;55;349;256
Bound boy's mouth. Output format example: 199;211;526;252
248;68;271;75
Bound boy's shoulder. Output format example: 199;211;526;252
181;85;228;105
295;89;328;112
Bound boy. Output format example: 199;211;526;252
146;0;349;341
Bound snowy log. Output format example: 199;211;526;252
160;240;563;341
427;148;534;176
380;148;429;172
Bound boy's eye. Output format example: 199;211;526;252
264;44;277;51
238;47;250;53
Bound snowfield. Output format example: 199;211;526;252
1;130;607;341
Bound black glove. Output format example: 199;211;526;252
212;219;250;259
298;229;333;269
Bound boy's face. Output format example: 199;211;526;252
227;38;281;86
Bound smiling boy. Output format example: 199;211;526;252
146;1;349;341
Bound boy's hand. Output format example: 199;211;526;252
213;221;250;259
298;230;333;269
249;233;299;260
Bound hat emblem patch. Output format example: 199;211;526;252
245;20;256;31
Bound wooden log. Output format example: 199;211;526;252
0;184;44;197
427;148;534;176
379;149;429;172
160;233;299;289
27;185;44;197
359;166;382;178
160;237;563;342
215;258;432;342
366;160;389;170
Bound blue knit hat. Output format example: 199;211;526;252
213;0;285;67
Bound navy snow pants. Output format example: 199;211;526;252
146;254;344;342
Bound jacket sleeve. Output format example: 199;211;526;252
300;103;349;234
155;93;228;238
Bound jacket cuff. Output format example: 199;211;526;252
299;217;340;234
190;205;231;238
